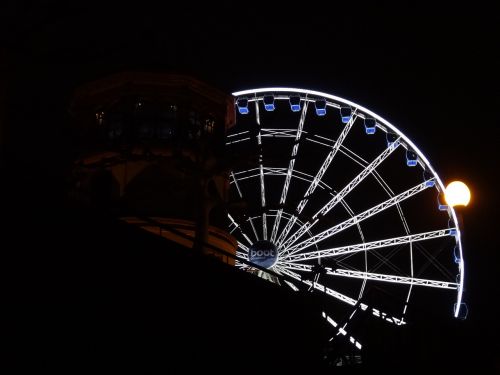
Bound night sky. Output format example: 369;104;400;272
2;1;499;370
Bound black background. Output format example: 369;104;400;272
2;1;498;371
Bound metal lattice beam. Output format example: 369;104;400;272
271;102;309;242
261;128;298;138
285;179;435;255
280;140;400;250
327;269;459;290
283;228;455;262
276;114;356;247
278;267;358;306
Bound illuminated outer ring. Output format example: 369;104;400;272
232;87;464;318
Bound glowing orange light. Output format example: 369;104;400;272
444;181;471;207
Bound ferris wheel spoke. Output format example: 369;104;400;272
277;262;313;272
230;171;260;243
326;269;459;290
258;166;265;208
254;101;269;240
314;140;400;219
280;140;401;250
228;213;254;246
230;171;243;199
272;264;288;275
278;267;358;306
235;261;251;270
284;179;436;256
273;211;316;256
226;130;251;145
261;128;298;138
304;133;414;250
270;209;284;243
322;311;363;351
280;267;406;324
236;251;248;259
331;140;397;198
311;138;417;275
276;114;357;247
271;102;309;243
283;280;300;292
237;241;249;252
262;212;268;241
283;228;455;262
248;217;260;242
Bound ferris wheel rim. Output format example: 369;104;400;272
231;87;465;318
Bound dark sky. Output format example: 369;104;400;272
2;1;499;369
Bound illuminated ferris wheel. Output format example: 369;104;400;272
226;88;466;337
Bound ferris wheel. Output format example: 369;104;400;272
226;88;466;336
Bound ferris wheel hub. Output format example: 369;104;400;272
248;240;279;269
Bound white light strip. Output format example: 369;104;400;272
236;251;247;259
277;262;313;272
271;103;309;243
276;114;356;247
286;179;435;255
262;213;268;241
225;137;251;145
232;166;331;191
279;268;399;325
271;209;283;244
227;130;250;138
297;113;357;215
231;171;243;198
248;217;259;242
279;268;357;306
233;167;259;176
328;269;459;290
259;165;266;208
254;101;268;241
280;140;400;250
237;241;249;252
242;233;252;245
322;311;363;350
261;128;298;137
284;228;455;262
227;213;238;229
327;316;338;327
316;140;399;218
228;214;253;246
452;210;465;317
284;280;300;291
306;134;399;201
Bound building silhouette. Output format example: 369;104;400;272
68;72;237;262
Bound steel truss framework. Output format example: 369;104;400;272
228;88;465;327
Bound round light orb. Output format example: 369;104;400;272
444;181;471;207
